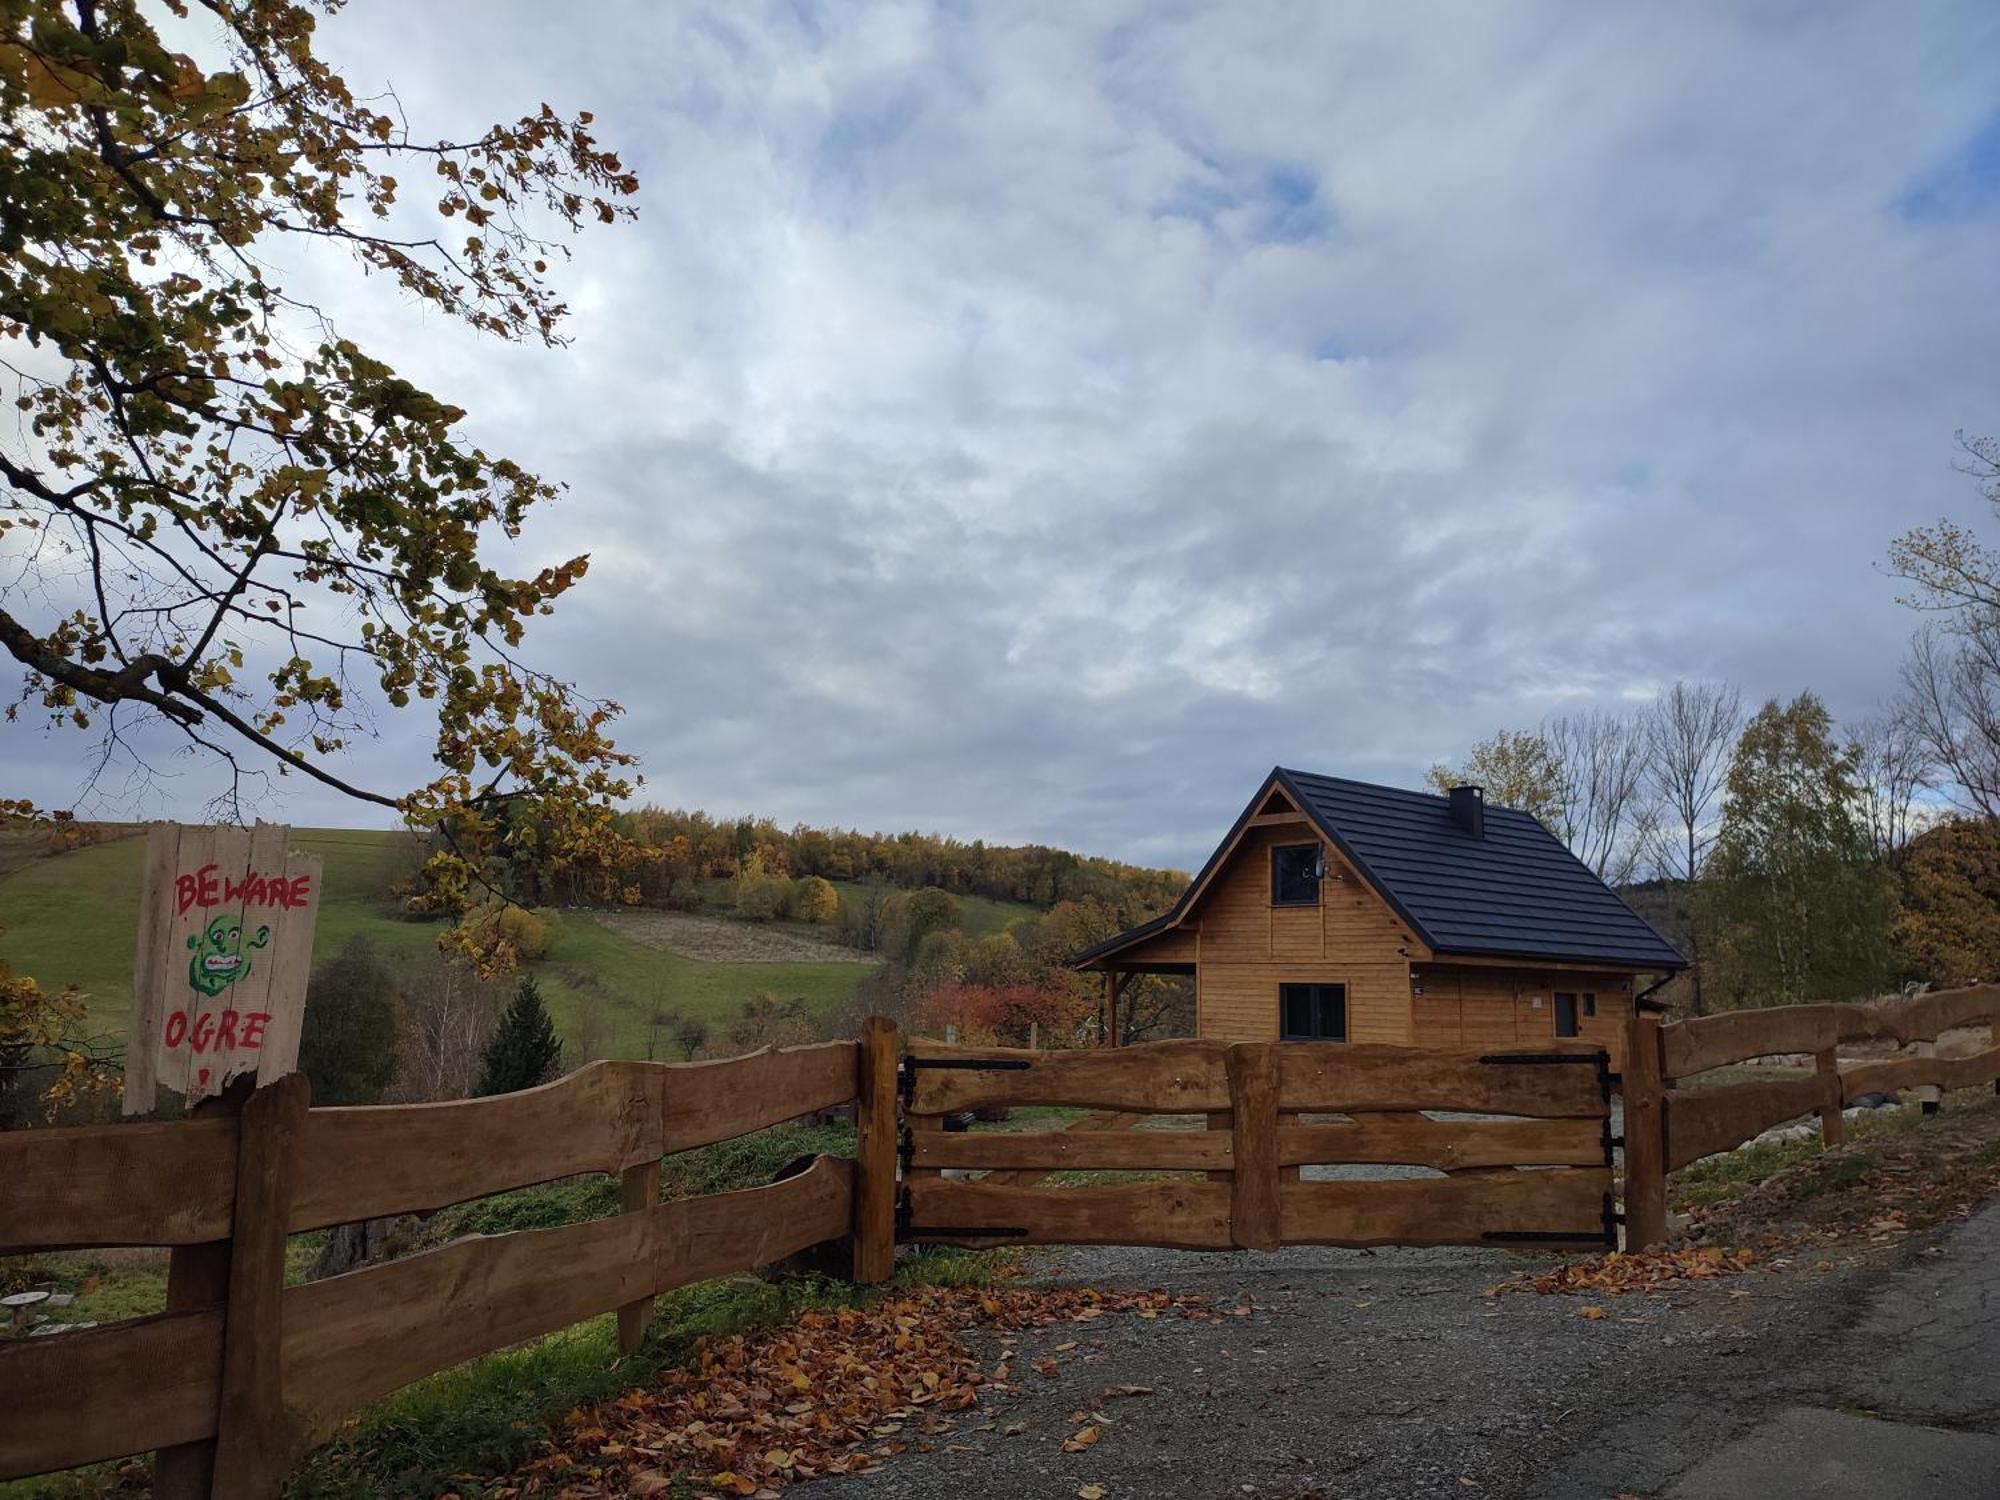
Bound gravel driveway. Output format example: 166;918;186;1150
810;1204;1999;1500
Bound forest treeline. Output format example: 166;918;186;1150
497;804;1186;934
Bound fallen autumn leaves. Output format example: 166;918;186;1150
500;1284;1216;1497
1485;1244;1763;1299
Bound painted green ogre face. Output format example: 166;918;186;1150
185;915;271;997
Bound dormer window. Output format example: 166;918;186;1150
1272;844;1321;906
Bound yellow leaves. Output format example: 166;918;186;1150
1078;1486;1108;1499
1061;1425;1102;1453
1578;1305;1606;1320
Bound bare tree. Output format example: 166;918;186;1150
1898;624;2000;819
1541;709;1653;885
1640;681;1742;1018
393;961;499;1102
1642;681;1743;885
1850;706;1935;857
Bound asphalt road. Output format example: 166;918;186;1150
811;1205;2000;1500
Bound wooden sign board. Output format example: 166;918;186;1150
123;823;323;1113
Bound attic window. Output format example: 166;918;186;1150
1272;845;1321;906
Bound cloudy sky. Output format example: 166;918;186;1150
8;1;2000;872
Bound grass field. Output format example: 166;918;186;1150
0;827;875;1060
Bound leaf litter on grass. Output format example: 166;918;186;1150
503;1284;1214;1496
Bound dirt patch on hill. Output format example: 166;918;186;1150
594;909;875;965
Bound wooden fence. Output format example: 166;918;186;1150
0;1032;903;1496
900;1034;1616;1252
12;993;1999;1493
1621;983;2000;1246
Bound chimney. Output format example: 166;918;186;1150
1449;784;1485;839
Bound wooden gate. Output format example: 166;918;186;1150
898;1036;1614;1252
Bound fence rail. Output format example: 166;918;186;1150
0;1038;895;1495
899;1035;1614;1254
1621;983;2000;1244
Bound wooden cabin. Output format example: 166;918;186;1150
1072;767;1685;1066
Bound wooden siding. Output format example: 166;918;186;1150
1411;967;1636;1067
1189;825;1422;1044
1099;925;1199;967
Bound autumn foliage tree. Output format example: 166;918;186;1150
0;0;641;952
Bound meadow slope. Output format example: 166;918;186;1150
0;828;878;1059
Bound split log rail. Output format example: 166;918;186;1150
1620;983;2000;1247
0;1039;901;1497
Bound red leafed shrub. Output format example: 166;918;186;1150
915;983;1094;1048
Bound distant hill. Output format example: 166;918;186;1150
0;816;1167;1065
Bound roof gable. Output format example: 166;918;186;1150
1274;767;1685;969
1072;767;1686;971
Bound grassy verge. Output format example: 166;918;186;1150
1669;1102;1929;1213
288;1247;1013;1500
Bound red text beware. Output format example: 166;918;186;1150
174;863;314;917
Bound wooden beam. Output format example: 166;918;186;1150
212;1073;310;1497
1622;1013;1668;1250
851;1016;900;1285
1227;1043;1280;1250
906;1039;1230;1115
1280;1168;1609;1248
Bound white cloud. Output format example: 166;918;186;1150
7;0;2000;869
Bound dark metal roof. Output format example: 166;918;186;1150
1072;767;1686;972
1273;768;1686;970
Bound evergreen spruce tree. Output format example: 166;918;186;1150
476;977;564;1096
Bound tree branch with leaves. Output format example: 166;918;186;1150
0;0;644;943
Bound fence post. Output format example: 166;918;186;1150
853;1016;900;1284
1916;1038;1941;1116
212;1072;310;1498
616;1153;664;1354
152;1077;254;1500
1622;1013;1668;1251
1226;1042;1280;1251
1815;1045;1845;1147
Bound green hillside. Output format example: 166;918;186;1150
0;828;872;1061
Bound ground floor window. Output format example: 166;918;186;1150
1554;992;1595;1037
1281;982;1347;1041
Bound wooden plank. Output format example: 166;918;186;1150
1279;1168;1610;1248
1816;1048;1845;1147
1273;1044;1608;1118
1279;1115;1605;1170
153;1080;246;1500
659;1040;860;1153
1228;1042;1280;1250
121;822;180;1115
914;1126;1231;1173
1835;985;2000;1046
0;1115;237;1250
852;1016;900;1284
979;1111;1146;1188
1622;1013;1668;1250
1664;1076;1831;1171
902;1177;1233;1250
246;839;325;1084
1662;1005;1839;1078
906;1038;1229;1114
289;1060;666;1229
0;1310;224;1481
213;1073;310;1497
282;1155;854;1448
1840;1044;2000;1101
615;1157;663;1353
